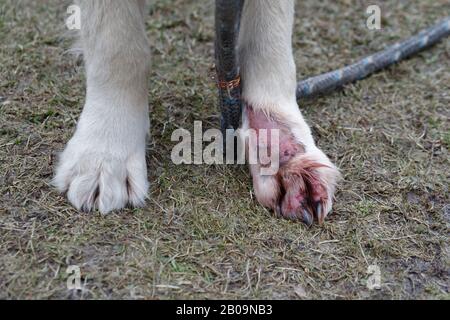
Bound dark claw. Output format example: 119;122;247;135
301;207;313;227
315;202;325;225
315;201;321;217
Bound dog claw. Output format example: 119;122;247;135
315;202;323;224
301;207;313;227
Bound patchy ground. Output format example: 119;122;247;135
0;0;449;299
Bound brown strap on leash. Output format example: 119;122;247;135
217;76;241;91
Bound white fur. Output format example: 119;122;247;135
54;0;150;213
239;0;339;217
56;0;339;217
239;0;314;147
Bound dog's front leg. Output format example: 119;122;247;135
54;0;150;213
239;0;340;225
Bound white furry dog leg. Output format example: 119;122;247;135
239;0;340;225
54;0;150;213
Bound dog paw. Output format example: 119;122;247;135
54;144;148;213
53;110;149;213
244;105;340;226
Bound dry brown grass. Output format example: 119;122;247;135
0;0;449;299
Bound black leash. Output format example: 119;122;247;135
214;0;244;139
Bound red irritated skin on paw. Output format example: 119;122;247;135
246;106;334;226
246;106;304;166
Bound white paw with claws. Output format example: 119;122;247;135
54;103;149;214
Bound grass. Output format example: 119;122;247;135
0;0;449;299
